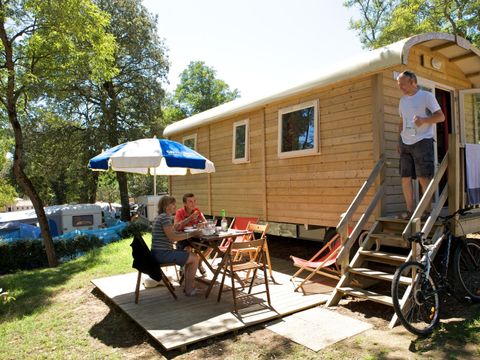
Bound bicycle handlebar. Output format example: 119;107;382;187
438;208;471;222
407;232;424;244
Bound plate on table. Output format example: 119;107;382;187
184;227;196;233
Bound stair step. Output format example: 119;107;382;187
349;267;411;285
359;250;408;264
377;217;409;223
368;233;410;248
338;286;393;306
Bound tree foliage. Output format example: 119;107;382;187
63;0;169;219
24;0;169;219
0;0;116;266
344;0;480;49
164;61;240;123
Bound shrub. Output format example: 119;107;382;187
0;235;103;274
120;221;149;239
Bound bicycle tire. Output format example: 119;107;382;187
392;261;440;336
453;239;480;302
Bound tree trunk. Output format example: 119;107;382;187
13;159;58;267
116;171;130;221
103;80;130;221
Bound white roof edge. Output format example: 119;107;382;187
163;32;473;137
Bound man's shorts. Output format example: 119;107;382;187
151;249;189;266
399;138;434;179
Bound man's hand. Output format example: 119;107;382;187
188;209;200;221
414;115;429;127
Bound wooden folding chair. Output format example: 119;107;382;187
216;237;272;313
211;216;259;262
290;234;342;292
232;223;275;283
134;264;178;303
130;234;178;302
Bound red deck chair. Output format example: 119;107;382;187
290;234;343;292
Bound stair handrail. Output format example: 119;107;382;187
336;156;386;268
402;150;449;241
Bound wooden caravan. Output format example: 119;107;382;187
163;32;480;240
163;32;480;325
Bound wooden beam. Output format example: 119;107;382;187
450;52;476;62
207;125;212;215
261;108;267;221
448;134;460;215
430;42;456;52
372;73;385;216
466;71;480;79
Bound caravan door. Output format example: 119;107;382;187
415;77;454;204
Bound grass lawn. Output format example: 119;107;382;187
1;234;479;359
0;235;138;359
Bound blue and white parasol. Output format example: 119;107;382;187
88;138;215;194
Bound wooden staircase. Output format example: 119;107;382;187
326;217;444;327
326;151;450;328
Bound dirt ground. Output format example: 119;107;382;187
80;235;479;359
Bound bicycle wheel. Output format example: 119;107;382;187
453;239;480;302
392;261;440;336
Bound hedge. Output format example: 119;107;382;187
0;221;149;274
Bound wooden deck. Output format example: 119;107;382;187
91;258;335;351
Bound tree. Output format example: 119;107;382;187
0;0;116;267
165;61;240;123
58;0;169;220
344;0;480;49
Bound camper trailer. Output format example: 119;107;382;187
0;204;103;236
163;32;480;239
135;194;166;223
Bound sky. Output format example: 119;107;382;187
142;0;365;100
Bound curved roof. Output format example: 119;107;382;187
163;32;480;137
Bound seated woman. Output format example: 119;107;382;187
151;195;202;296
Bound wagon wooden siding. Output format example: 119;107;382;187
263;77;375;227
170;110;266;219
170;77;377;228
463;94;477;143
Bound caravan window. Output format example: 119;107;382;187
278;100;319;158
72;215;94;227
232;119;249;163
183;134;197;150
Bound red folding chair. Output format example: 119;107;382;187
290;234;342;292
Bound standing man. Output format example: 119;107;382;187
397;70;445;220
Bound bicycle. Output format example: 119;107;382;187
391;208;480;336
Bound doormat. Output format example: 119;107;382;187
265;307;372;352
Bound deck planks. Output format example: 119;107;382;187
92;258;333;351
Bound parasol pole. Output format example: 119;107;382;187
153;167;157;196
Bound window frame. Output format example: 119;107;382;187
72;215;94;227
182;134;197;151
277;99;319;158
232;119;250;164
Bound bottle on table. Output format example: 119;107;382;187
221;209;228;231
